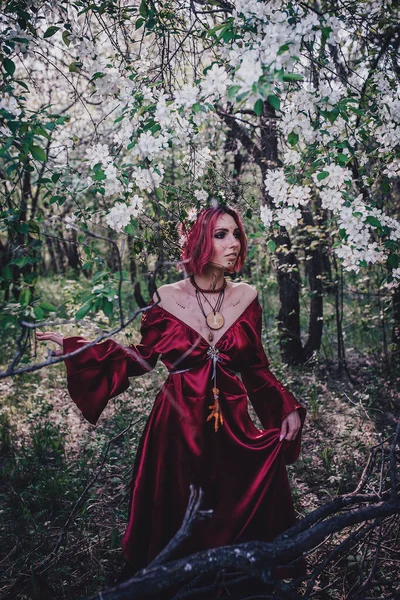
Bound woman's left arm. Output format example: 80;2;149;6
240;298;306;464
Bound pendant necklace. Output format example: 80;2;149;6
190;275;227;343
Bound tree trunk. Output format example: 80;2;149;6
302;208;324;362
260;101;304;364
274;230;304;364
392;286;400;364
63;230;81;272
127;236;137;283
45;236;59;274
217;100;304;364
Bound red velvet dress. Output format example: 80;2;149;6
63;296;306;574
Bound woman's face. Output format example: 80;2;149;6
210;213;241;272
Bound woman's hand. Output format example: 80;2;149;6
279;409;301;442
36;331;64;356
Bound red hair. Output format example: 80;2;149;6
181;206;247;275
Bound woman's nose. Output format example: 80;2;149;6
229;235;240;248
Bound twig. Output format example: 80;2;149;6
147;486;213;570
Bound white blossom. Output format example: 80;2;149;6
131;131;170;160
105;203;131;231
85;143;112;168
276;207;302;229
65;214;77;230
312;164;352;189
132;166;164;191
265;169;311;207
193;189;208;202
234;50;263;92
260;205;273;227
0;95;21;116
200;65;229;99
174;84;199;108
105;195;144;232
383;158;400;178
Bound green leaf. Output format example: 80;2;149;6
192;103;206;113
34;306;45;320
15;79;29;90
321;26;332;43
19;287;31;307
1;266;12;281
102;298;114;316
69;61;83;73
253;99;263;116
62;30;71;46
13;256;31;268
389;254;399;269
49;195;66;205
325;107;340;124
51;172;61;183
135;17;144;29
365;215;381;228
39;301;57;312
267;240;276;253
30;144;47;162
92;169;106;181
282;73;303;82
317;171;329;181
3;57;16;77
43;26;60;38
76;303;92;320
277;43;290;55
139;0;148;18
287;131;299;147
336;152;348;166
381;180;390;194
227;85;241;101
384;240;398;251
221;26;235;43
267;94;280;111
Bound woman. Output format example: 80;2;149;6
37;205;306;584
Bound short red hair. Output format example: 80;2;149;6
181;205;247;275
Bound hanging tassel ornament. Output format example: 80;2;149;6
206;387;224;432
206;346;224;432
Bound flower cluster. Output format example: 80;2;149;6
131;166;164;192
261;169;311;230
105;195;144;232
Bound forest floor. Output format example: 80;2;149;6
0;317;399;600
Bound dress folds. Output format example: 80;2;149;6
63;296;306;574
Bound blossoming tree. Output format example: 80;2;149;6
1;0;399;364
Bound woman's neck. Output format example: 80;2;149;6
190;266;225;292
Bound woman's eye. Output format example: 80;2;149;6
234;231;241;239
215;232;225;239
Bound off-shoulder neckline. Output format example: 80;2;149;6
150;295;259;347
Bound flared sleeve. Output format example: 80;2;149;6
63;305;164;425
240;298;306;464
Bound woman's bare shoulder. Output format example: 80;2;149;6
152;281;186;307
229;281;258;304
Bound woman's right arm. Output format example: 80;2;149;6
36;306;164;425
